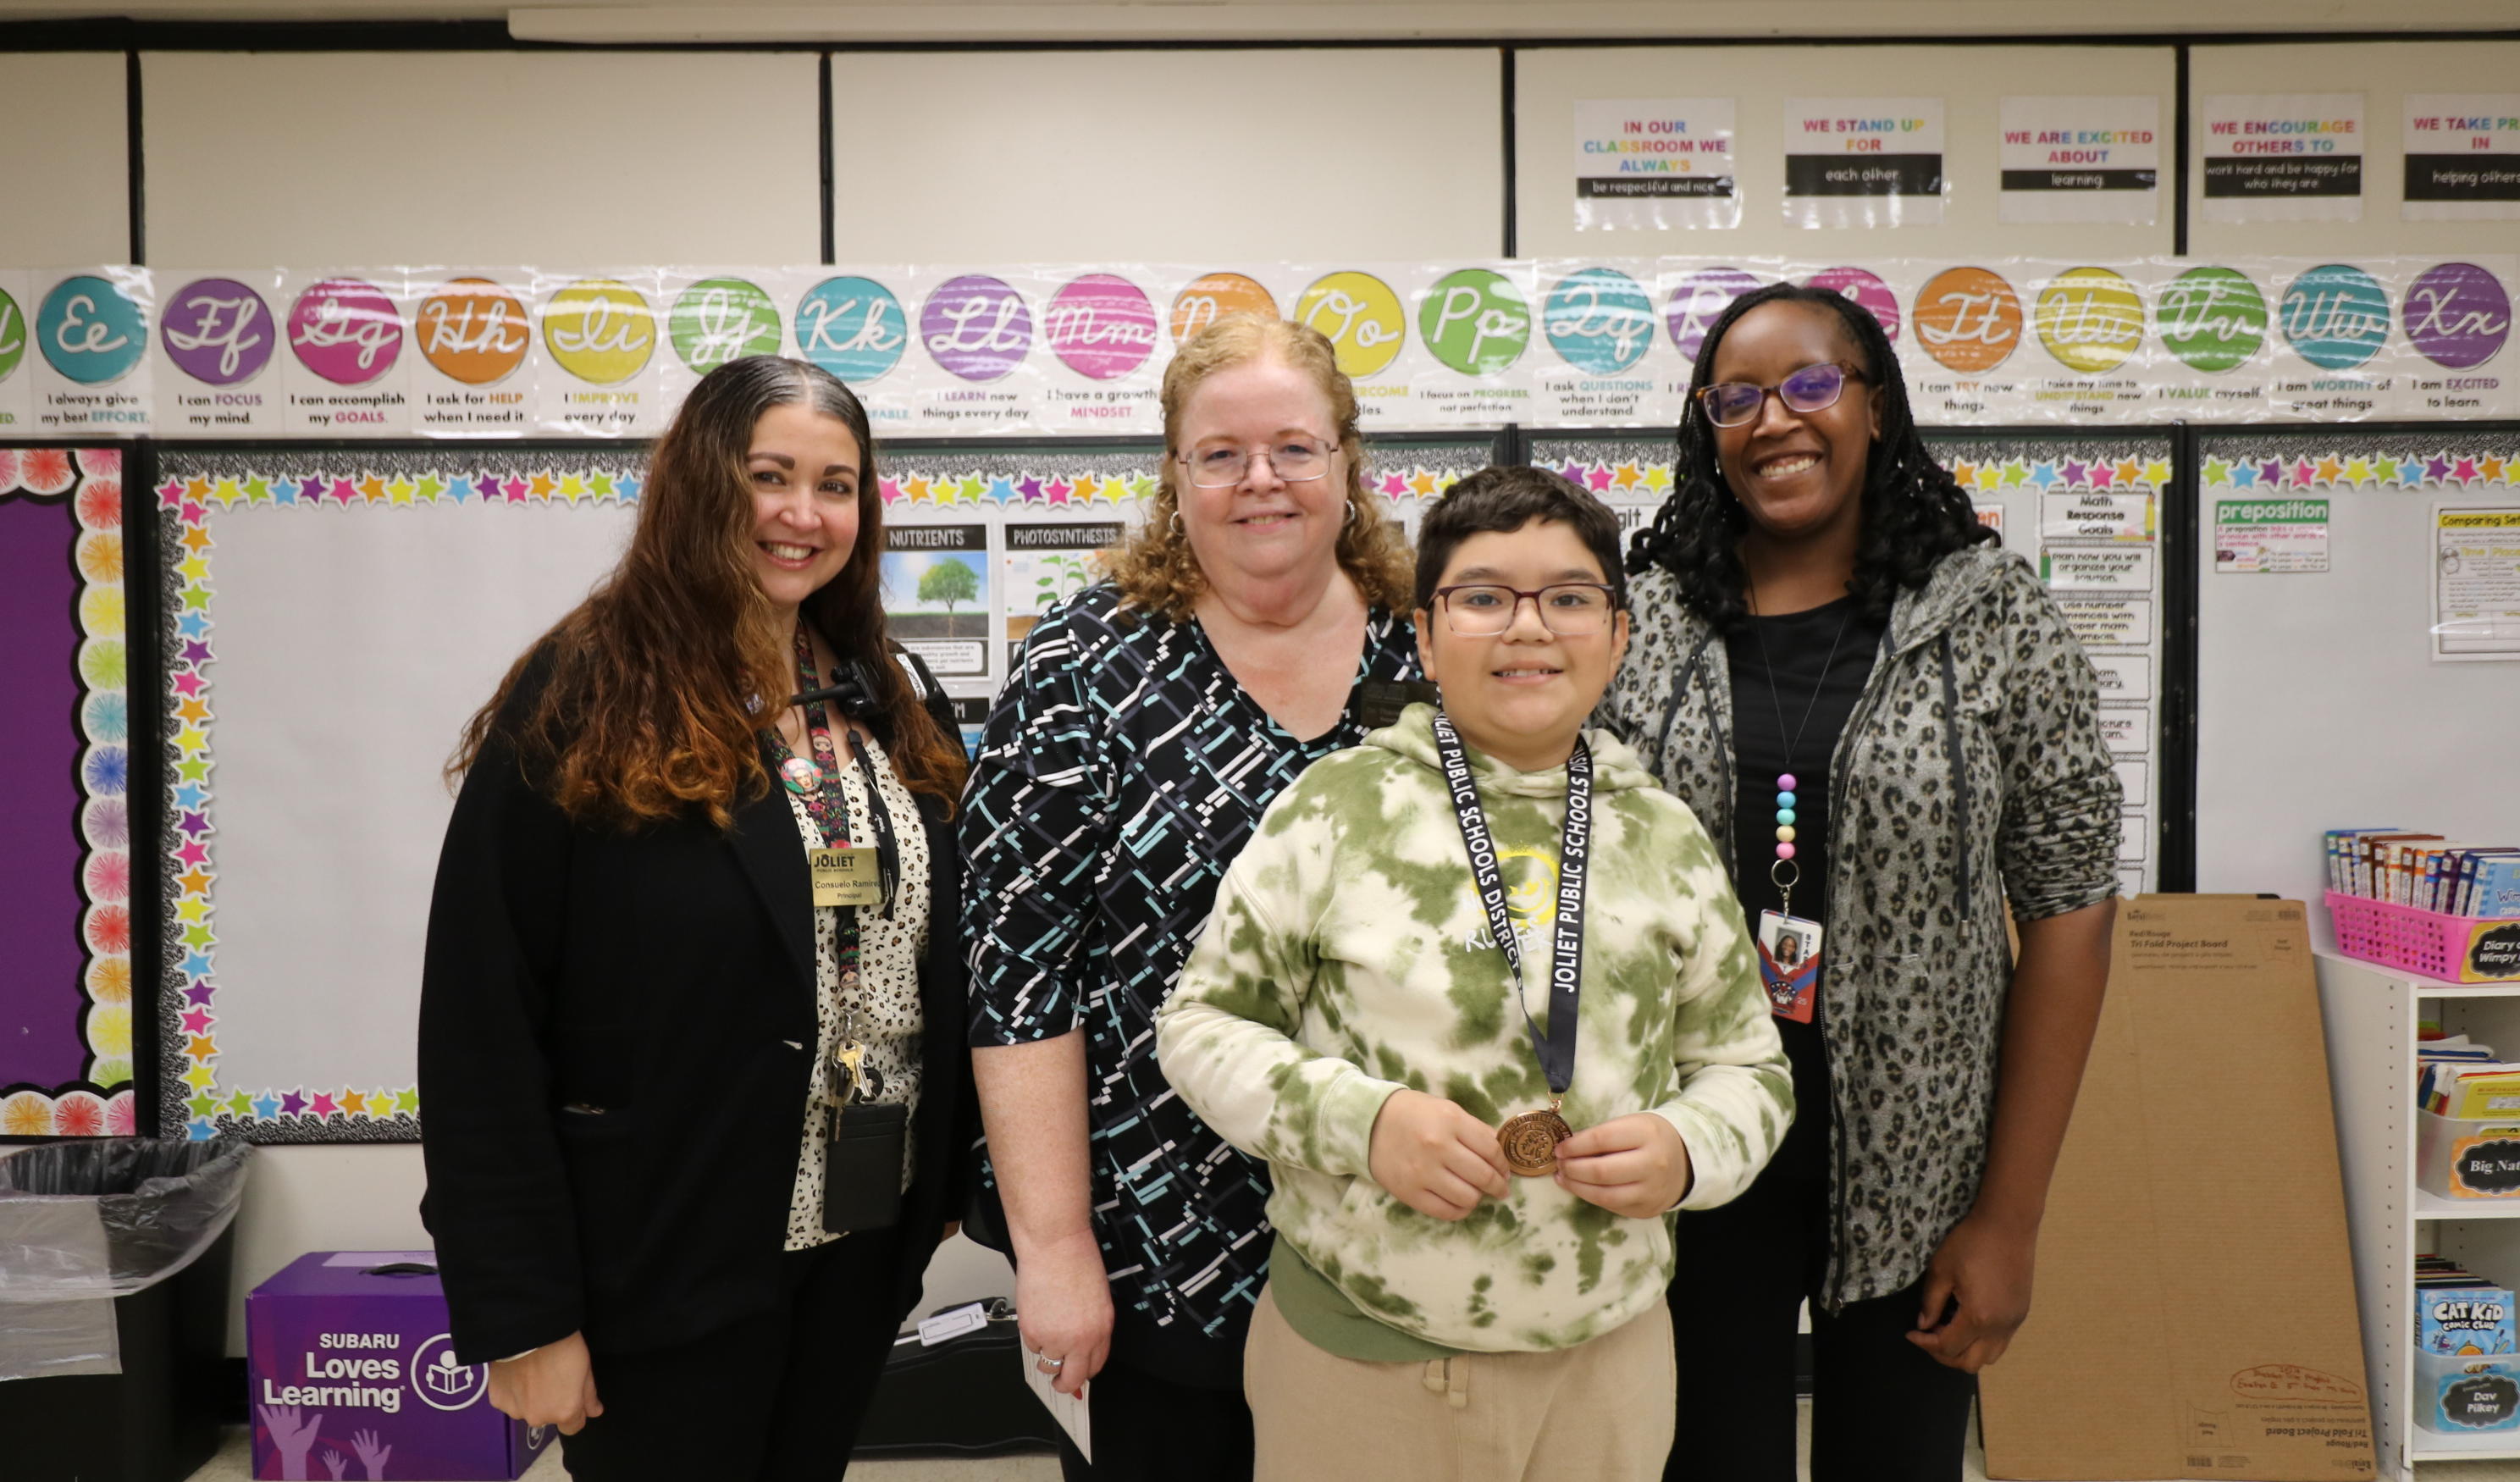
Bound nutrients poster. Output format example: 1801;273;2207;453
2213;497;2331;573
1998;97;2161;225
2434;506;2520;661
2403;95;2520;222
2201;94;2366;224
1782;98;1945;228
881;523;992;681
1571;99;1739;231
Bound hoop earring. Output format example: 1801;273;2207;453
1169;510;1185;537
1344;500;1358;527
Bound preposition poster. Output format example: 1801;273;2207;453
2434;506;2520;661
1572;99;1739;231
2213;497;2330;573
1998;97;2161;225
2201;94;2366;223
0;447;132;1139
1782;98;1945;228
2403;95;2520;221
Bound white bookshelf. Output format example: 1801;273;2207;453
2318;950;2520;1477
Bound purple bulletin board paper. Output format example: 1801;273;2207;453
0;493;87;1090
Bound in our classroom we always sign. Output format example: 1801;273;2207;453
0;256;2512;440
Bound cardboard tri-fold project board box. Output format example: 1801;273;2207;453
247;1251;553;1480
1982;895;2377;1480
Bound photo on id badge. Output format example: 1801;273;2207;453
1759;910;1821;1022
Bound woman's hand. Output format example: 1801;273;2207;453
1554;1114;1693;1219
1014;1229;1112;1398
1367;1089;1510;1219
487;1331;602;1434
1906;1210;2037;1373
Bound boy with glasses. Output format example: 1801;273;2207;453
1155;466;1791;1481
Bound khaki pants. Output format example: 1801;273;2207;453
1246;1283;1677;1482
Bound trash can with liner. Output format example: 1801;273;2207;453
0;1136;252;1482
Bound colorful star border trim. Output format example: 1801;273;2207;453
2202;451;2520;490
1538;451;2171;500
0;449;136;1138
878;458;1482;507
156;455;644;1142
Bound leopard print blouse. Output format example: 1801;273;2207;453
1596;544;2121;1309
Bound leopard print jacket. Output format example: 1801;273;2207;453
1596;543;2121;1309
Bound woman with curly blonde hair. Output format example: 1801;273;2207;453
964;316;1418;1481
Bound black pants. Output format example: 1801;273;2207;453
562;1227;908;1481
1053;1356;1255;1482
1666;1172;1976;1482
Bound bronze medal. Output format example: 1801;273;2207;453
1499;1105;1574;1177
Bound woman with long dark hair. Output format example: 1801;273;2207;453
418;356;972;1479
1599;285;2121;1479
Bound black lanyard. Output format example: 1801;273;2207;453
1429;711;1592;1097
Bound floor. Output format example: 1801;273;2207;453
179;1408;2520;1481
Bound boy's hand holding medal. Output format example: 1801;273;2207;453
1553;1114;1695;1219
1366;1088;1512;1220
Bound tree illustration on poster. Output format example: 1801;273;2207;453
0;446;135;1137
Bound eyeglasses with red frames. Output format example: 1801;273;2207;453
1694;362;1867;429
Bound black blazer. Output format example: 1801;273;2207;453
417;649;975;1363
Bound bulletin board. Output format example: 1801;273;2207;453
1528;430;2169;899
2192;428;2520;915
160;434;1503;1143
0;445;135;1139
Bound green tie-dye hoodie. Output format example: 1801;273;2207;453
1154;703;1793;1353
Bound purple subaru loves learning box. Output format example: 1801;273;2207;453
246;1252;553;1480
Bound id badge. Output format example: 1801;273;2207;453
1756;910;1823;1024
811;846;883;908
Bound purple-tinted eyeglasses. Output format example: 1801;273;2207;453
1696;362;1866;428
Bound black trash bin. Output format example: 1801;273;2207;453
0;1136;252;1482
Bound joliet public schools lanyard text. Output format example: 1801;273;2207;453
1430;710;1592;1175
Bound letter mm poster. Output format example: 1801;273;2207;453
2202;93;2366;223
1571;99;1738;231
2404;95;2520;221
1998;97;2162;225
1783;98;1945;228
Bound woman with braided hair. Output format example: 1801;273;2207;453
1596;283;2122;1480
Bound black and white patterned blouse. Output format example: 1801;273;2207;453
964;582;1420;1372
785;730;931;1252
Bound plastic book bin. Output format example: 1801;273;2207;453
2419;1352;2520;1434
2419;1111;2520;1201
2327;890;2520;984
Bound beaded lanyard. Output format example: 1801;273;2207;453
765;622;878;1106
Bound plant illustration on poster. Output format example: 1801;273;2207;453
0;446;135;1138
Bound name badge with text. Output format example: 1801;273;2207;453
811;846;883;908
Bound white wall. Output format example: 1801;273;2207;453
142;51;822;263
828;49;1505;263
2188;41;2520;260
0;53;128;264
1515;45;2178;262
